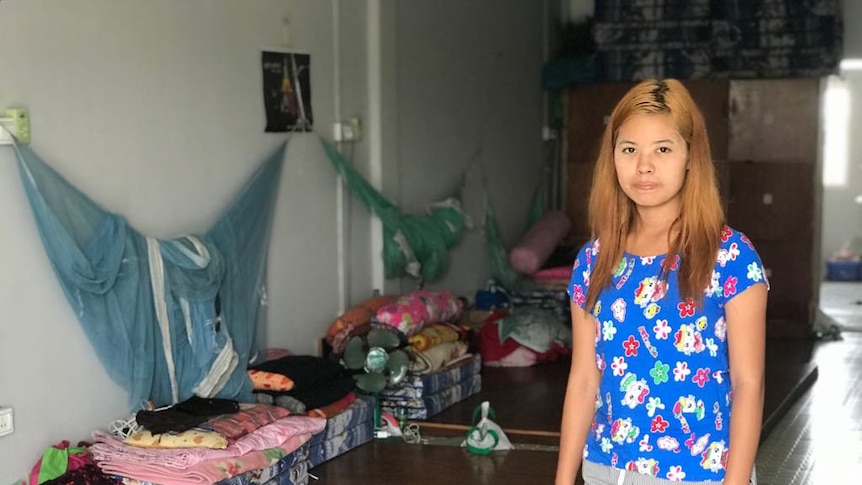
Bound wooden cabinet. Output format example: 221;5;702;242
563;78;822;339
728;79;821;163
726;162;816;242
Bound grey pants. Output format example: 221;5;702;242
582;460;757;485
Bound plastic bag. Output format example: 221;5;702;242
462;401;513;455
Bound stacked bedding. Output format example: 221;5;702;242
307;394;375;468
379;353;482;420
324;290;481;421
212;443;310;485
90;403;325;485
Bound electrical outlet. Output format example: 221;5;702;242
0;407;14;437
346;116;361;142
0;108;30;145
332;117;362;142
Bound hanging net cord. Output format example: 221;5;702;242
320;138;471;282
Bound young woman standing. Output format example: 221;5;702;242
556;79;767;485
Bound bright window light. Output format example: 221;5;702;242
840;59;862;71
823;75;850;187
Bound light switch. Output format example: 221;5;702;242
0;407;14;437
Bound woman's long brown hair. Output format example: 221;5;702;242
584;79;724;311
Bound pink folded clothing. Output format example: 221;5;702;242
531;265;573;280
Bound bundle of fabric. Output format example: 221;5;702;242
380;353;482;420
478;309;572;367
325;295;397;354
28;441;115;485
306;393;376;468
89;403;325;485
251;356;356;415
371;289;463;338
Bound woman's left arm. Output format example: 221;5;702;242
724;282;768;485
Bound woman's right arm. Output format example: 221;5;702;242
556;301;601;485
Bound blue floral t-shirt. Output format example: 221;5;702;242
567;226;768;482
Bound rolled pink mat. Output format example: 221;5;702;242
532;265;573;280
509;211;572;275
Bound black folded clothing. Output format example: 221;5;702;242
250;355;345;391
136;395;239;435
260;376;357;410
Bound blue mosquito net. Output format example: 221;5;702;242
14;142;285;410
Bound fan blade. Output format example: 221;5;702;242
368;328;400;349
386;350;410;386
355;372;387;394
343;336;367;370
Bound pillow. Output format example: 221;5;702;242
124;428;228;449
374;290;463;338
509;212;572;275
326;295;396;354
248;369;295;391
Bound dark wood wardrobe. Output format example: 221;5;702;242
562;78;822;339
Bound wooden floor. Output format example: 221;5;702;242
755;332;862;484
312;335;819;484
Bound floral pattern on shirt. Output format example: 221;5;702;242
567;226;767;482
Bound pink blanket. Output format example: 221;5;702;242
90;415;324;479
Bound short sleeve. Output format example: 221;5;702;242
716;227;769;306
567;240;597;310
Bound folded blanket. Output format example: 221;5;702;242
113;444;310;485
408;323;465;352
97;432;315;485
409;340;468;375
90;416;324;471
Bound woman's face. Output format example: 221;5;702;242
614;113;689;214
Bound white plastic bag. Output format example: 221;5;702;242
461;401;513;454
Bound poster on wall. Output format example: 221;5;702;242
262;50;313;132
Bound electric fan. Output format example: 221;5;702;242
342;328;410;393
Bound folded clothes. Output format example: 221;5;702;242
135;396;239;435
250;355;345;391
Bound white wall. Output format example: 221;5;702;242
394;0;549;296
0;0;550;479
